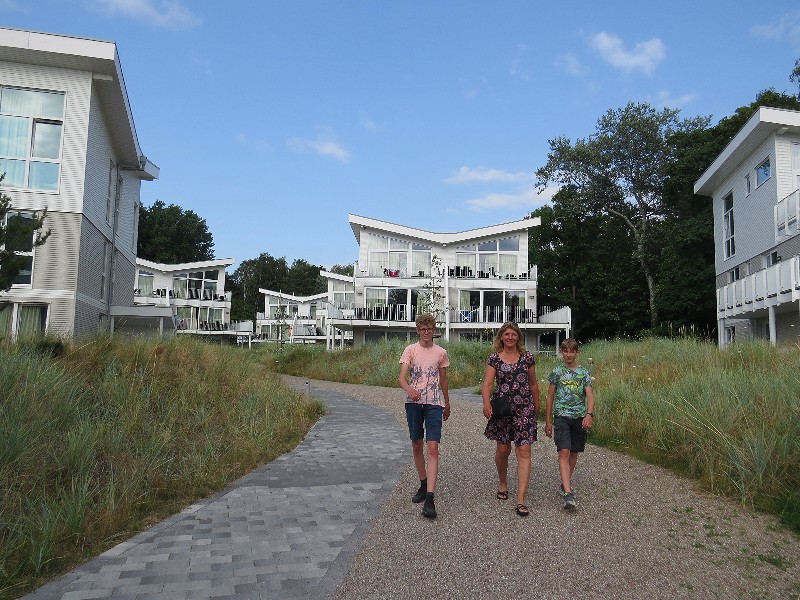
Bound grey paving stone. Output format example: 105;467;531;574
21;384;407;600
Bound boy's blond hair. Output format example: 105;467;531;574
415;313;436;329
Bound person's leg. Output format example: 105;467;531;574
515;443;532;507
557;448;572;492
426;440;439;492
406;403;427;502
495;443;511;494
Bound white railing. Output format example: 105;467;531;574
775;189;800;240
717;256;800;316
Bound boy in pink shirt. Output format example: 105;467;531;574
398;313;451;519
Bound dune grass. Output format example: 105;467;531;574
271;336;800;533
0;336;324;599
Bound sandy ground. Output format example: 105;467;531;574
284;377;800;600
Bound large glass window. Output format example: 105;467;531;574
723;193;735;259
0;87;64;191
137;271;154;296
331;281;354;309
456;237;519;277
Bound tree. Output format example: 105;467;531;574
329;263;354;277
285;259;326;297
0;187;50;291
529;187;649;340
228;253;289;322
535;102;710;328
791;58;800;96
137;200;214;263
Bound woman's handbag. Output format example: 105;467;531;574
490;390;512;418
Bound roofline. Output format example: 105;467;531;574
0;26;158;178
258;289;329;302
136;257;235;272
694;107;800;196
320;270;355;283
348;213;540;245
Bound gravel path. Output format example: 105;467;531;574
284;377;800;600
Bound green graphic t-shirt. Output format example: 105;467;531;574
548;364;593;418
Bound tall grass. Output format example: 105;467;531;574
272;337;800;532
0;336;324;599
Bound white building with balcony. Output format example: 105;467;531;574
318;214;572;348
694;106;800;347
256;289;328;344
118;257;239;338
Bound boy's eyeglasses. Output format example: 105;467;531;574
419;328;435;332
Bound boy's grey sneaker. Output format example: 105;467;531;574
563;492;577;510
412;481;427;503
422;494;437;519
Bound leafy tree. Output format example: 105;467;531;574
529;187;648;341
329;263;354;277
791;58;800;96
0;187;50;291
137;200;214;263
228;253;289;322
535;102;710;328
285;259;326;296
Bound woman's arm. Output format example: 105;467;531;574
481;363;496;420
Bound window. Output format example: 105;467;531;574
728;266;740;283
457;237;520;277
0;87;64;191
0;302;47;339
137;270;154;296
2;212;37;285
723;193;735;259
331;281;354;309
766;251;780;267
756;158;771;187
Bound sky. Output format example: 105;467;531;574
2;0;799;271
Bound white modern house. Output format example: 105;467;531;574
317;214;572;349
0;27;158;340
694;106;800;347
256;289;328;344
121;257;239;337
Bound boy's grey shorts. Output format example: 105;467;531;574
554;416;587;453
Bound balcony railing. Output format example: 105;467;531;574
775;189;800;240
354;261;538;281
718;256;800;316
135;289;232;303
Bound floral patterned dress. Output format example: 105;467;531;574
483;351;538;446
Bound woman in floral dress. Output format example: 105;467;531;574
482;321;540;517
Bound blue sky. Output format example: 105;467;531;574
2;1;799;271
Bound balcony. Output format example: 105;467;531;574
717;256;800;318
775;189;800;241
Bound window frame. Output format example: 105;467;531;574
722;192;735;259
1;211;37;287
756;157;771;187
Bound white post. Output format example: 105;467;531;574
768;305;777;346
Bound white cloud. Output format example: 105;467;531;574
556;52;589;77
751;10;800;44
287;136;350;162
589;31;665;74
652;90;697;109
466;187;556;212
92;0;200;29
236;133;272;152
444;166;530;185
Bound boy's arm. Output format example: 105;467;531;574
438;366;450;421
544;383;555;437
398;363;420;401
582;384;596;430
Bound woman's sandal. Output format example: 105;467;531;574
496;490;509;501
515;504;530;517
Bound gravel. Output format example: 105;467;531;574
287;377;800;600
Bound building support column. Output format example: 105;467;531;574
768;305;777;346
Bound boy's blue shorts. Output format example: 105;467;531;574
405;403;444;442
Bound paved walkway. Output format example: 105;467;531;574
23;382;409;600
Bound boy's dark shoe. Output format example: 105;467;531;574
422;493;437;519
563;492;577;510
560;484;576;496
412;480;427;504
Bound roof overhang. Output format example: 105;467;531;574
348;214;541;246
136;257;236;272
109;304;173;318
257;289;329;302
694;107;800;197
0;27;158;180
